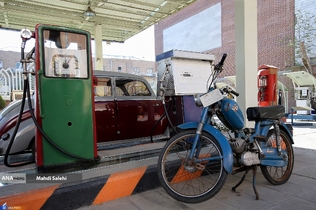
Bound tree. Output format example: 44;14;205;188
0;95;6;109
292;10;316;74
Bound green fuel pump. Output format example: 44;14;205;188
34;25;99;171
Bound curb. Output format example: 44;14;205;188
0;164;160;210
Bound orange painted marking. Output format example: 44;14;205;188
171;165;203;183
93;166;147;204
271;140;287;150
0;184;60;210
171;154;210;184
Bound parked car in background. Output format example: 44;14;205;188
0;70;169;155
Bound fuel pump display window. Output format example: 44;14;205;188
43;30;88;78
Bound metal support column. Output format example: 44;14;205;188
235;0;258;127
94;24;104;70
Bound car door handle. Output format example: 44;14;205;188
153;104;160;107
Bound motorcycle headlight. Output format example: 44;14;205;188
194;93;204;107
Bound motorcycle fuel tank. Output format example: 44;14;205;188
220;98;244;130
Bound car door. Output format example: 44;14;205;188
94;76;117;142
114;77;167;140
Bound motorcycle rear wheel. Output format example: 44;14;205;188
157;130;228;203
260;129;294;185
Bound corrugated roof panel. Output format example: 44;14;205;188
0;0;196;42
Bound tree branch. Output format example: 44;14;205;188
300;41;313;74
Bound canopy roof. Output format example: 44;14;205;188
283;71;316;88
0;0;195;42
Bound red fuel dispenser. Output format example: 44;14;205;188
258;65;278;107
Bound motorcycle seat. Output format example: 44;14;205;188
246;105;285;121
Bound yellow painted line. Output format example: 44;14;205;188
0;184;61;210
93;166;147;204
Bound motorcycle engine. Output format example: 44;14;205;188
229;138;245;153
240;151;260;166
229;138;260;166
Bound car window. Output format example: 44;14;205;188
94;77;112;97
115;78;151;96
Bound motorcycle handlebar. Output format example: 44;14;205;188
214;53;227;72
223;87;240;97
218;53;227;66
230;89;239;97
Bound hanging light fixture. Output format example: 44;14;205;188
84;6;96;17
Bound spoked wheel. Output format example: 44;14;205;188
157;130;227;203
260;129;294;185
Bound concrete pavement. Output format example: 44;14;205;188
77;120;316;210
0;120;315;210
76;146;316;210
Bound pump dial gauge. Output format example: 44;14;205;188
52;54;78;77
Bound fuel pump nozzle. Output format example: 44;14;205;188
156;62;178;138
20;29;35;76
159;63;171;102
4;28;35;167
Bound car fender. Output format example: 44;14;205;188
177;122;233;174
0;118;35;155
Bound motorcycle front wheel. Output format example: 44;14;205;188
157;130;228;203
260;129;294;185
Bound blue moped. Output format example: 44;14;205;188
157;54;294;203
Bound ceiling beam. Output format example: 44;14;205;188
0;0;197;42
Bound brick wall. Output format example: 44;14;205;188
0;51;21;69
0;50;157;96
0;51;155;76
155;0;296;107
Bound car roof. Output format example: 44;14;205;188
93;70;156;96
93;70;146;81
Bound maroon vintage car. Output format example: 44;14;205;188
94;70;169;147
0;70;169;155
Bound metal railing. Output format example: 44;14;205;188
0;63;35;101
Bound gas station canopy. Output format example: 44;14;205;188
283;71;316;91
0;0;195;42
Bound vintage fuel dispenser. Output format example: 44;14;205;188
283;71;316;116
34;25;99;171
218;75;289;113
258;65;278;107
156;50;215;126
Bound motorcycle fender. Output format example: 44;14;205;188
280;121;294;144
177;122;233;174
258;122;293;167
259;122;294;144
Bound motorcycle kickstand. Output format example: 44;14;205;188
232;165;260;200
252;165;259;200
